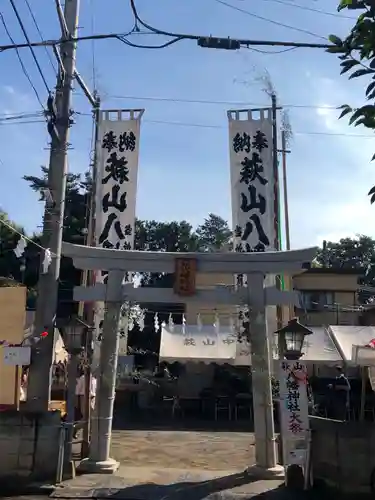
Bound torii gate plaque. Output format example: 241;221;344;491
62;242;316;475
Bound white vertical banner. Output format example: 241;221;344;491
228;109;276;253
228;109;277;367
279;360;309;468
94;109;144;345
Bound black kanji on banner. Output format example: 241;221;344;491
99;127;138;280
233;128;270;252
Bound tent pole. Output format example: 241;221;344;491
360;367;366;421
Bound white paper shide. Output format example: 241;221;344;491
278;360;309;467
229;111;275;253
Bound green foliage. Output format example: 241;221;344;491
329;0;375;201
195;213;232;252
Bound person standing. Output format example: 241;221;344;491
73;372;97;439
329;366;351;420
20;366;29;402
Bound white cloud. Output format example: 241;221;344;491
315;198;374;243
3;85;15;95
315;105;340;132
304;78;375;241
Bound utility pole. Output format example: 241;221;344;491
271;94;283;334
26;0;81;412
79;98;100;458
281;130;293;321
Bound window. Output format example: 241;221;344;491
300;291;334;311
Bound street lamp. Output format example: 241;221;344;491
61;317;88;471
275;317;313;361
63;317;87;355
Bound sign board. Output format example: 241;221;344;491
3;346;31;366
174;258;197;296
279;360;309;468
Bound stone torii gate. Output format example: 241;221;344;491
62;242;316;474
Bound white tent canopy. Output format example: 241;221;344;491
329;325;375;363
302;327;343;365
159;324;251;366
159;324;343;366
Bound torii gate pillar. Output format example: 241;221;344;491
62;242;316;476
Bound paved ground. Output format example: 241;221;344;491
59;428;277;499
52;466;287;499
107;429;255;471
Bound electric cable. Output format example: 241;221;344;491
2;108;372;138
129;0;197;40
23;0;57;75
0;12;45;109
258;0;356;20
140;118;375;138
119;35;185;49
0;111;44;121
72;109;375;138
0;27;333;53
213;0;327;41
8;0;51;95
245;46;298;54
0;119;45;126
98;93;350;110
128;0;331;49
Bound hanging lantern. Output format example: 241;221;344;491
274;317;313;360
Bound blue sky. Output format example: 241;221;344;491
0;0;373;249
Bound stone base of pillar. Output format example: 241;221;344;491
77;457;120;474
245;464;285;479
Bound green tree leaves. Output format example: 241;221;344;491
329;0;375;203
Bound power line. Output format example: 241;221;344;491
1;106;372;138
99;93;349;110
8;0;51;95
140;118;375;138
0;31;332;52
0;111;44;121
0;0;334;53
72;110;374;138
213;0;327;41
0;11;45;109
245;46;298;54
23;0;57;76
1;111;372;138
129;0;330;48
0;119;45;126
258;0;357;20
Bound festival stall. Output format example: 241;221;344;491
159;323;343;367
